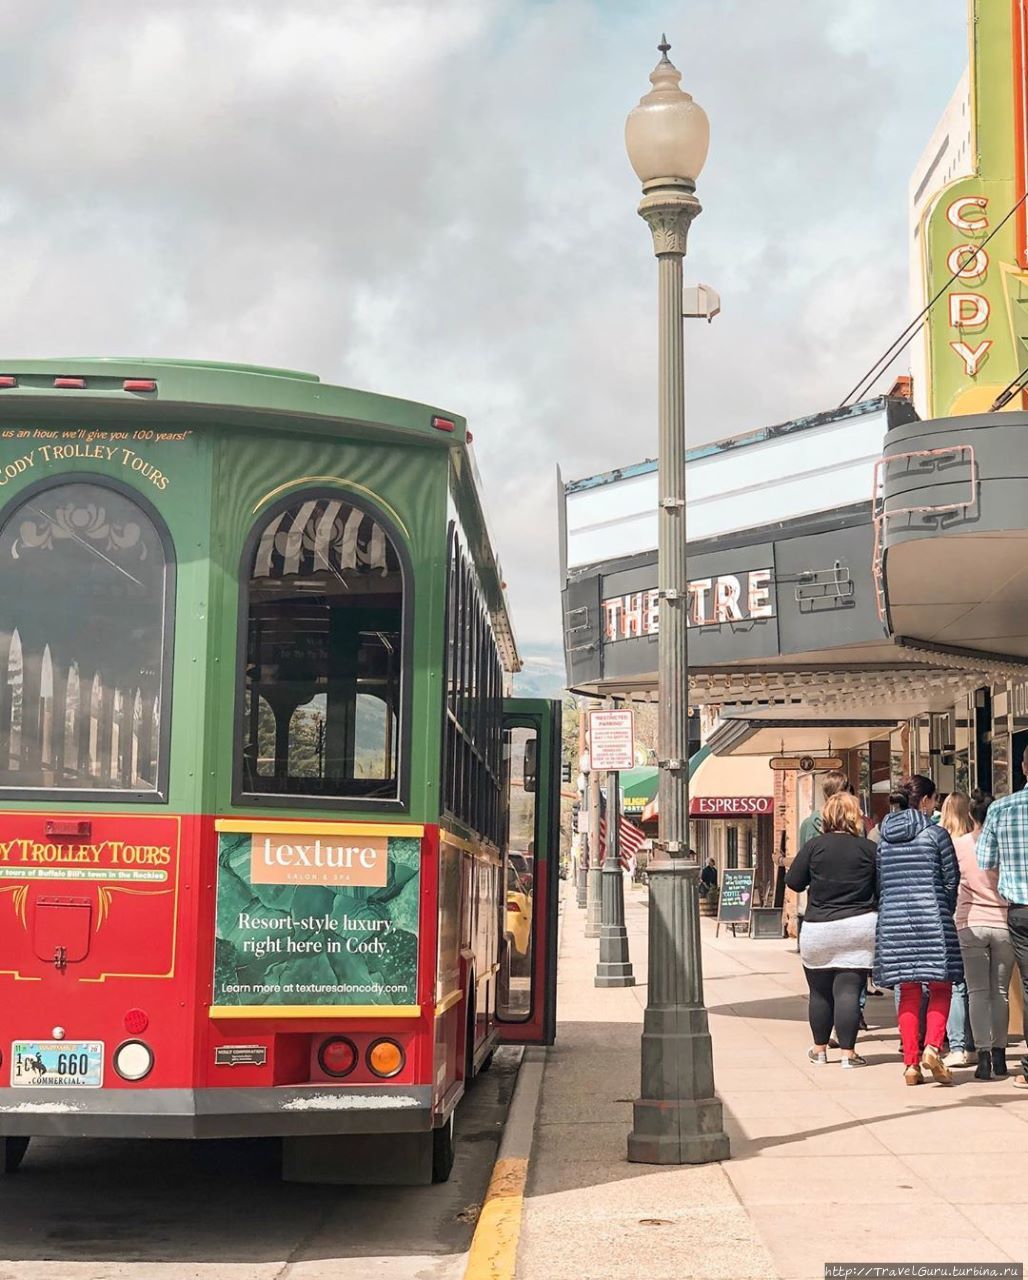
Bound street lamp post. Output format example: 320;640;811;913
624;36;730;1165
595;765;635;987
576;708;589;909
585;763;602;937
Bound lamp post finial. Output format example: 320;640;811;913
658;33;671;60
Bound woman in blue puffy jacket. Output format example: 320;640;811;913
873;775;963;1086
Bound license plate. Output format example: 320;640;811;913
11;1040;104;1087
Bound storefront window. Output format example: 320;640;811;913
890;726;905;789
992;732;1010;798
239;495;406;801
951;702;971;794
0;481;171;796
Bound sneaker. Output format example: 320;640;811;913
807;1047;828;1066
974;1050;992;1081
943;1050;973;1068
841;1053;867;1069
992;1048;1009;1079
921;1045;954;1085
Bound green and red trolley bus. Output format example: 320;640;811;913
0;358;560;1183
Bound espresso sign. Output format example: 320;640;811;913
603;569;773;641
690;796;773;817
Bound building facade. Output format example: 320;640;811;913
560;0;1028;933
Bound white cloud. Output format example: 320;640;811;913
0;0;968;651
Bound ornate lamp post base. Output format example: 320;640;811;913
575;860;588;908
626;859;727;1163
595;928;635;987
595;873;635;987
585;867;603;938
596;769;635;987
628;1095;731;1164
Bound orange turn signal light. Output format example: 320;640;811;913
367;1038;405;1078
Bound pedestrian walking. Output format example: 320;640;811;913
954;794;1012;1080
940;792;976;1068
976;748;1028;1088
786;792;877;1069
796;770;851;942
798;770;850;845
874;775;963;1086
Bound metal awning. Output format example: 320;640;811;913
707;712;898;758
641;748;775;819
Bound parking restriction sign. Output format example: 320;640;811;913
588;710;635;772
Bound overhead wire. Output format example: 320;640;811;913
990;361;1028;411
838;188;1028;408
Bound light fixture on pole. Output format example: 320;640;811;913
624;35;729;1166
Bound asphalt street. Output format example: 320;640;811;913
0;1048;519;1280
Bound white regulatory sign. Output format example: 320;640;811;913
588;710;635;772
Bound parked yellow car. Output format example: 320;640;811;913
505;862;533;971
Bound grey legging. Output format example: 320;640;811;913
957;924;1015;1051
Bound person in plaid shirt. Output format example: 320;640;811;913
976;750;1028;1087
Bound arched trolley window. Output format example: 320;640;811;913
0;479;174;799
238;493;408;804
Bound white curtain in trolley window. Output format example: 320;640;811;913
253;500;397;580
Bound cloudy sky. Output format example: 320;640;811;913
0;1;968;658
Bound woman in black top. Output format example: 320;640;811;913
787;792;878;1068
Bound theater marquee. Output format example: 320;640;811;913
603;569;774;641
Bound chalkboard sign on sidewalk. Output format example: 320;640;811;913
716;868;755;937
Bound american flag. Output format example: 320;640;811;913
598;815;647;871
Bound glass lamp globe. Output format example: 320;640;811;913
625;37;709;186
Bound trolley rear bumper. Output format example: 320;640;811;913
0;1085;435;1139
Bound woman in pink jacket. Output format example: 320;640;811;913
950;794;1013;1080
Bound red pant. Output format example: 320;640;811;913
897;981;952;1066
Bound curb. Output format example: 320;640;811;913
462;1044;546;1280
463;890;570;1278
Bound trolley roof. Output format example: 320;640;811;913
0;356;520;672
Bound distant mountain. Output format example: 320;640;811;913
513;642;566;699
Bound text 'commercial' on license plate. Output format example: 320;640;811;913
10;1040;103;1087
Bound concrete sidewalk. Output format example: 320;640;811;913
516;883;1028;1279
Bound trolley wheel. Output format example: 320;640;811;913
1;1137;29;1174
432;1112;456;1183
